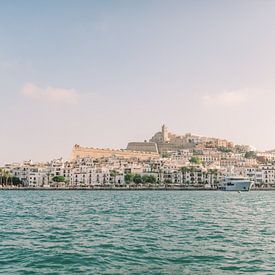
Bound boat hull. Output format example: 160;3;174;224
224;182;253;191
220;178;254;191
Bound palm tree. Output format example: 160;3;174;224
0;169;8;187
110;170;118;185
4;170;11;186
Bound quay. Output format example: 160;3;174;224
0;186;274;191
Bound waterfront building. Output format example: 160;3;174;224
3;127;275;189
260;165;275;188
241;167;263;187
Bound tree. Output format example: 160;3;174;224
245;151;257;159
124;173;134;184
142;174;156;184
189;157;201;165
110;170;117;177
12;177;22;186
52;176;65;183
0;168;3;185
133;174;142;184
148;175;156;183
2;170;11;186
217;146;232;153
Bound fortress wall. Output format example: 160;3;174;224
126;142;159;153
71;145;159;161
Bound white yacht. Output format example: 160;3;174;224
220;177;254;191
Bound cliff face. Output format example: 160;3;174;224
71;145;159;161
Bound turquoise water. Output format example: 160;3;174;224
0;191;274;274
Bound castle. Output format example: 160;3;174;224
127;125;234;154
71;125;234;160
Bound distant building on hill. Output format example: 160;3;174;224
127;125;235;154
72;125;238;160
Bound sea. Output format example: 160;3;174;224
0;190;274;274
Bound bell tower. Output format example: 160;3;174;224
162;124;169;142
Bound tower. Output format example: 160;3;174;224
162;124;169;142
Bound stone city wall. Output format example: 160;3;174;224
71;145;159;161
126;142;159;153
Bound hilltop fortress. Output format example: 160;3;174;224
127;125;234;154
71;125;235;160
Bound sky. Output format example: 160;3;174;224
1;0;275;163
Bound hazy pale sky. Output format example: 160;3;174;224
1;0;275;163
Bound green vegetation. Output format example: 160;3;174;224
124;173;134;184
142;174;156;183
244;151;257;159
133;174;142;184
11;177;22;185
0;169;19;185
124;173;157;184
0;175;22;185
52;176;65;182
161;152;170;158
217;146;232;153
110;170;118;177
189;156;201;164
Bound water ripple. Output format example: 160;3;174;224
0;190;274;274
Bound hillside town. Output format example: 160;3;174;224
1;125;275;189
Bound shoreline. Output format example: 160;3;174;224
0;187;274;191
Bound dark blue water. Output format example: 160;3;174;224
0;191;274;274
